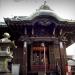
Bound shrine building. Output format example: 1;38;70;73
0;2;75;75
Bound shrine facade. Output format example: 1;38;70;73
0;2;75;75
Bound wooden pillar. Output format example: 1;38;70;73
25;26;27;35
22;26;28;75
32;26;34;36
49;42;56;71
59;41;67;75
23;41;27;75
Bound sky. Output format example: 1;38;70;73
0;0;75;21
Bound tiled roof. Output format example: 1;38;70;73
0;22;7;26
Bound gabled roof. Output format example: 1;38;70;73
29;10;64;21
5;1;64;22
0;22;7;27
4;1;75;23
29;1;65;21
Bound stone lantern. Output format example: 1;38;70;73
0;32;16;75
